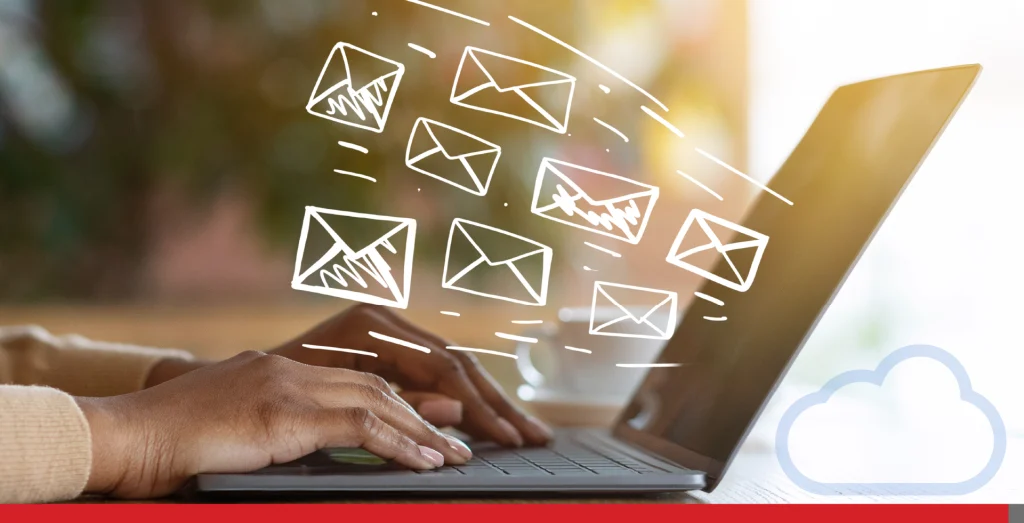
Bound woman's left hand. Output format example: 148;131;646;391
149;304;551;447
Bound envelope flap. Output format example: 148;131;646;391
342;44;402;93
423;120;500;159
310;208;410;256
541;159;656;204
455;219;548;265
597;283;672;323
467;47;574;92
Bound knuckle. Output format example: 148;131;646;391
433;354;464;377
236;349;266;361
343;407;378;438
367;373;391;391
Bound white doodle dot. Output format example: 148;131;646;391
417;188;421;192
372;11;378;16
606;148;610;152
504;202;508;207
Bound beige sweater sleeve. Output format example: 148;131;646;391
0;326;195;503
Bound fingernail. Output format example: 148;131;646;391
418;445;445;467
497;417;524;447
445;434;473;459
527;415;554;440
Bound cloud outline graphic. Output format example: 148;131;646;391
776;344;1006;496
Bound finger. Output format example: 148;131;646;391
450;351;553;445
362;308;525;448
398;391;464;427
337;381;471;463
314;407;443;470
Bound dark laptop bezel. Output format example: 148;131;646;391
611;64;981;492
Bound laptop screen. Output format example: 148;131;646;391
613;65;980;490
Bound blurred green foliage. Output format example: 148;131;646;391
0;0;576;300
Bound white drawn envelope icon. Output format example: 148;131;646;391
450;47;576;134
306;42;405;133
589;281;678;340
665;209;769;292
531;157;659;244
405;117;502;196
442;218;552;306
291;206;416;308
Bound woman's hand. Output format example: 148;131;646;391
77;350;471;499
270;305;551;447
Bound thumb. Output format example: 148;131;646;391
398;391;463;428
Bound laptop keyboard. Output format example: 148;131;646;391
415;446;663;477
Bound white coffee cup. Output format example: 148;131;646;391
514;306;669;405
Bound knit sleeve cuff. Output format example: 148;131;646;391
0;386;92;503
1;325;195;397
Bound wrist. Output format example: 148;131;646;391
75;396;132;494
145;357;208;388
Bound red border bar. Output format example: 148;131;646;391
0;504;1009;523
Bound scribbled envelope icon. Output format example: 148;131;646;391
666;209;769;293
442;218;552;306
405;117;502;196
450;47;576;134
292;206;416;309
306;42;405;133
590;281;678;340
531;157;659;244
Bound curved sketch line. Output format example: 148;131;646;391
440;310;461;317
641;105;685;139
564;345;593;354
446;346;518;359
507;16;667;112
495;332;539;344
368;330;431;353
407;0;490;26
695;147;793;206
407;42;437;58
676;170;723;201
694;292;724;306
598;84;611;94
337;141;369;153
703;316;728;322
593;117;629;142
583;241;622;258
333;169;377;182
510;320;543;325
583;266;597;272
302;344;378;357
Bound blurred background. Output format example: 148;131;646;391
1;0;1022;497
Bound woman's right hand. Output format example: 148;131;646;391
75;351;471;499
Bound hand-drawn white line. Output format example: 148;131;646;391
405;117;501;196
564;345;593;354
616;363;682;368
641;105;685;139
337;141;369;153
407;0;490;26
510;320;543;325
598;84;611;94
442;218;552;306
703;316;728;322
694;291;724;306
583;241;623;258
446;346;518;359
451;47;576;134
531;157;659;244
368;330;432;353
307;43;404;133
666;208;769;293
590;281;678;340
302;344;378;357
407;42;436;58
676;170;723;201
592;117;629;142
508;16;667;112
495;332;539;344
292;207;415;308
583;266;597;272
440;310;461;317
694;147;794;206
333;169;377;182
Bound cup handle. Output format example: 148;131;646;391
515;328;548;388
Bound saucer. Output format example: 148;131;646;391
517;385;625;427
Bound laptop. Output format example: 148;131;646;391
195;64;981;496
